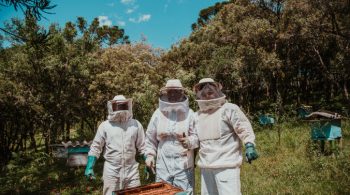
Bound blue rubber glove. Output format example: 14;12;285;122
245;143;258;163
136;153;146;163
85;156;97;180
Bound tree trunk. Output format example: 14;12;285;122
65;121;70;141
29;121;36;150
0;120;10;165
297;77;301;105
80;119;84;131
313;46;340;90
50;121;58;146
43;123;51;154
61;118;65;141
344;81;349;100
265;78;270;97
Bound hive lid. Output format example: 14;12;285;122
305;110;342;120
61;140;92;148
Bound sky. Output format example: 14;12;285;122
0;0;227;49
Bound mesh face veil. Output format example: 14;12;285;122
159;88;185;103
159;79;186;103
196;96;227;112
107;96;133;123
111;101;129;112
195;82;223;100
194;78;226;112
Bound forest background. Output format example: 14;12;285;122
0;0;349;194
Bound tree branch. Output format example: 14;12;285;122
0;27;27;42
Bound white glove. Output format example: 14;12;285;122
145;156;155;168
179;137;190;149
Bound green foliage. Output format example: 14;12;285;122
0;14;133;164
0;0;56;20
166;0;350;115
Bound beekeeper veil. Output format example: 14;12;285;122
107;95;133;123
159;79;188;113
193;78;226;112
158;79;189;138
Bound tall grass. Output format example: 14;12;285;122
239;120;350;195
0;121;349;194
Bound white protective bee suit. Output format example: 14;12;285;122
145;80;198;195
193;78;257;195
88;95;146;195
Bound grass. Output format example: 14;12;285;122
0;120;349;194
240;120;350;195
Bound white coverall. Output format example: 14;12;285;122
145;98;198;195
88;119;145;195
195;98;256;195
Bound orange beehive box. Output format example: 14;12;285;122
113;182;183;195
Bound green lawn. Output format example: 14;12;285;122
240;121;350;195
1;120;349;194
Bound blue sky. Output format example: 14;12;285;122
0;0;226;49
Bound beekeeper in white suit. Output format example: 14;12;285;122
85;95;145;195
193;78;259;195
144;79;197;195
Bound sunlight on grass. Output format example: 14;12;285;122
241;120;350;195
1;120;349;194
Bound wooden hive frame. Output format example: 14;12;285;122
113;182;183;195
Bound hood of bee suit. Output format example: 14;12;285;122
194;78;226;112
107;95;133;123
159;96;189;114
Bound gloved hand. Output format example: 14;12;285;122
179;137;190;149
85;156;97;180
178;132;190;149
145;155;156;175
136;153;146;163
144;166;156;180
145;155;155;169
142;154;147;161
245;143;258;163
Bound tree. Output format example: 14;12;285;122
0;15;131;164
0;0;56;20
166;0;350;115
0;0;56;40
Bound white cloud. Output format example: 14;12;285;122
126;9;134;14
117;21;126;26
125;5;138;14
139;14;151;22
98;16;112;26
121;0;134;5
129;14;151;23
129;18;136;23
